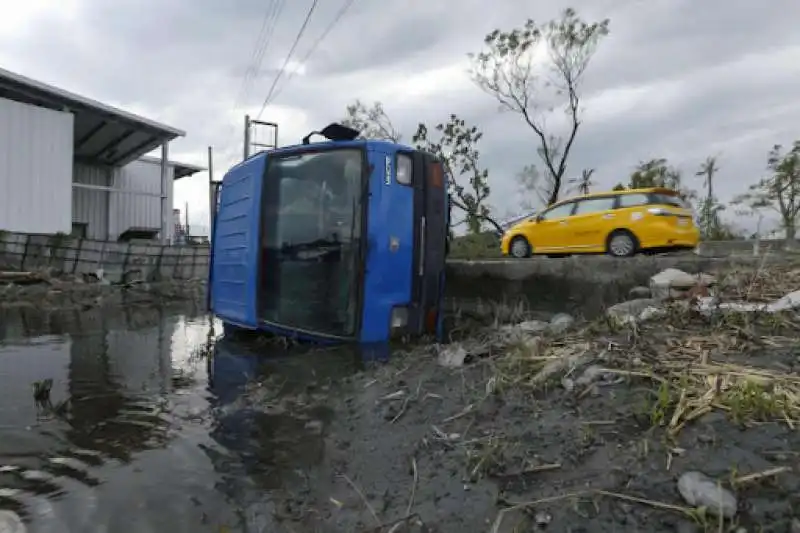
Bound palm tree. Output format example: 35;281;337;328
696;156;721;237
570;168;595;195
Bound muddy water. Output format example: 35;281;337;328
0;306;376;532
0;277;595;533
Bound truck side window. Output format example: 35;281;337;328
396;154;412;185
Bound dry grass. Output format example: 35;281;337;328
485;263;800;432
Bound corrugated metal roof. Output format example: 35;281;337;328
138;156;205;180
0;66;186;168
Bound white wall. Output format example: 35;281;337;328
73;162;111;240
0;97;73;234
111;158;175;242
72;158;177;242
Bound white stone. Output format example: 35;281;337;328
677;471;737;518
437;344;468;368
650;268;716;300
606;298;664;325
0;510;25;533
548;313;575;333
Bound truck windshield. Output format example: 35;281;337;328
258;148;364;337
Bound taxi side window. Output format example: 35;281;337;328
616;193;649;208
573;197;615;215
540;202;575;220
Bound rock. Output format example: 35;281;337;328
0;510;25;533
677;471;737;518
304;420;323;434
534;511;552;526
791;518;800;533
515;320;550;334
628;286;651;298
437;344;468;368
650;268;716;300
576;365;611;386
606;298;664;325
548;313;575;333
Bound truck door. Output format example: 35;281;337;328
409;153;448;337
210;155;266;328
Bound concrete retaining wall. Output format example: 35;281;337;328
0;231;209;283
447;254;791;284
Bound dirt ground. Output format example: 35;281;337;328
224;264;800;533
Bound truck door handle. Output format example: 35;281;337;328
559;221;568;225
603;214;615;219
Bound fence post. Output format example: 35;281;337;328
122;243;131;277
172;246;181;279
72;239;84;274
155;245;164;279
20;235;30;271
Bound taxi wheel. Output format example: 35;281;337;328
509;236;532;258
607;230;638;257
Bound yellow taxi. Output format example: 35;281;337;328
500;187;700;258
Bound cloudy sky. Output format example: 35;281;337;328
2;0;799;235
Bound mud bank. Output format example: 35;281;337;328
0;271;206;312
222;263;800;533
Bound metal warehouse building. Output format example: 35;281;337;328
0;67;203;244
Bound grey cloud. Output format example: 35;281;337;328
2;0;800;232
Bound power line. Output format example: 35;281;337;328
256;0;319;120
234;1;277;107
231;0;285;119
221;0;285;157
270;0;357;102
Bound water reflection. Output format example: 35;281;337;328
0;306;371;532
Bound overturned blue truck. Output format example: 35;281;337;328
208;124;450;344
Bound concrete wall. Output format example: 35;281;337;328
0;231;208;282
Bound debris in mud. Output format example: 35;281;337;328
0;265;206;311
212;262;800;532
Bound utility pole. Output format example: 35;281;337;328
244;115;251;160
208;145;215;238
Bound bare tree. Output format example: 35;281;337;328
734;141;800;247
341;100;402;142
469;9;609;206
515;164;545;210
